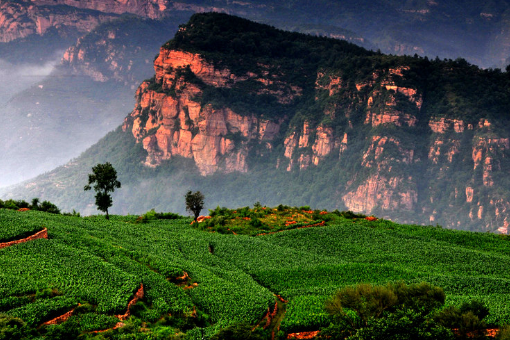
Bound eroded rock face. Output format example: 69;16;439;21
342;174;418;212
22;0;173;19
123;48;285;175
363;68;421;127
121;37;510;233
429;118;466;133
0;1;116;42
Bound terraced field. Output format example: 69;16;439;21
2;207;510;338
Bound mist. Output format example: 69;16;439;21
0;59;61;187
0;59;58;104
0;58;135;188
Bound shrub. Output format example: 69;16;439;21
496;325;510;340
249;218;264;228
0;314;28;340
15;200;29;209
350;308;454;340
136;209;183;223
324;282;449;338
40;201;60;214
30;198;40;210
3;200;18;210
434;300;489;339
210;322;265;340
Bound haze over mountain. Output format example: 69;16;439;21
3;0;510;186
2;1;510;233
3;13;510;235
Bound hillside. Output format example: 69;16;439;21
4;0;510;189
5;13;510;233
0;15;190;187
7;0;510;68
2;207;510;338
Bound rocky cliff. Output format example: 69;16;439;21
119;13;510;233
24;0;172;19
0;1;118;43
60;16;180;87
122;49;287;175
6;13;510;233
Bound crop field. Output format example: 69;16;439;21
2;207;510;338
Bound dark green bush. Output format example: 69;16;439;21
324;282;451;339
0;314;28;340
210;322;266;340
434;300;490;339
3;200;19;210
40;201;60;214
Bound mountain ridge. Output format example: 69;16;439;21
3;13;510;233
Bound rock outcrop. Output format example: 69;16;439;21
60;17;176;87
22;0;173;19
120;27;510;233
0;1;117;42
123;47;285;175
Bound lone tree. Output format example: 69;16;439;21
84;162;121;220
185;190;204;222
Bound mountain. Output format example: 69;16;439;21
4;0;510;187
6;0;510;68
4;13;510;234
0;14;192;187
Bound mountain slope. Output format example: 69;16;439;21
4;13;510;233
0;15;189;187
7;0;510;68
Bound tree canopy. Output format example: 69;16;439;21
185;190;205;222
84;162;121;219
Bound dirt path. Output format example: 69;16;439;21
38;283;144;332
0;228;48;249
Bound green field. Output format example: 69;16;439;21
2;207;510;338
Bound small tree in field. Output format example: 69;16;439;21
84;162;121;220
185;190;204;222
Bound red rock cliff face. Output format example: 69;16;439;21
343;135;418;213
23;0;172;19
122;41;510;233
123;48;284;175
0;1;117;42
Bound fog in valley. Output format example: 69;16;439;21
0;58;135;188
0;58;60;187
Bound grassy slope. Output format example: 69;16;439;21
2;208;510;337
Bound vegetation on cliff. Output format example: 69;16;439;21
4;13;510;233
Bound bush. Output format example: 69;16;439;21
434;300;489;339
249;218;264;228
0;314;28;340
40;201;60;214
15;200;29;209
336;210;367;219
324;282;449;338
350;309;454;340
3;200;18;210
136;209;183;223
497;325;510;340
210;322;266;340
